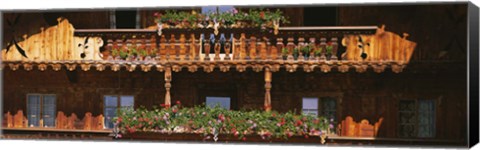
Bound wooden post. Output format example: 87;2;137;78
164;67;172;108
264;67;272;112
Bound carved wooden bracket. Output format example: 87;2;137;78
391;64;405;73
252;64;263;72
236;65;247;72
219;65;230;72
96;64;105;71
126;64;137;72
140;64;152;72
203;64;215;73
23;63;33;71
320;64;331;73
65;64;77;71
354;65;368;73
111;64;121;72
156;65;165;72
37;63;48;71
188;65;198;72
372;64;386;73
338;64;350;73
172;65;182;72
51;63;62;71
80;63;91;71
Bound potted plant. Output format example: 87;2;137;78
301;45;311;59
292;47;299;60
281;47;289;60
314;48;323;61
325;42;333;60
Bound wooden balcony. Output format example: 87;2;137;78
2;25;414;74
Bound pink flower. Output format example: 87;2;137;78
233;8;238;14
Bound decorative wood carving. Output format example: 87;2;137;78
111;64;121;72
156;65;165;72
51;63;62;71
80;63;91;71
23;63;33;71
338;64;350;73
236;65;247;72
219;65;230;72
140;64;152;72
38;63;48;71
172;65;181;72
126;64;137;72
391;64;405;73
188;65;198;72
65;63;77;71
96;64;105;71
320;64;331;73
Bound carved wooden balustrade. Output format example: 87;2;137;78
69;26;400;73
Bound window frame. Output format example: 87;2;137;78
397;98;437;138
301;94;341;121
103;95;135;129
205;96;232;110
26;93;57;128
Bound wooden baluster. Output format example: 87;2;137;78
239;33;247;60
309;37;316;60
214;33;224;61
106;39;113;59
319;37;327;61
150;35;158;60
286;37;295;60
224;33;233;60
190;34;199;61
276;38;284;60
184;37;190;61
160;35;167;61
259;37;267;60
179;34;186;61
248;36;256;60
331;37;338;60
169;34;176;60
298;37;305;61
203;34;211;61
214;42;221;61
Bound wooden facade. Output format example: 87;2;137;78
1;3;469;147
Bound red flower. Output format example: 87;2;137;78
272;113;276;117
172;108;178;113
327;41;333;46
304;135;309;139
260;12;265;19
295;120;303;126
176;101;181;105
242;137;247;141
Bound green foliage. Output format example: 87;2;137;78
281;48;289;56
314;48;323;57
113;102;333;141
154;8;289;29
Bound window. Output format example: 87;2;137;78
206;96;231;110
302;97;337;120
110;9;140;29
398;99;436;138
27;94;56;128
104;95;134;129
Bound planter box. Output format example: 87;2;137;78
116;132;327;144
